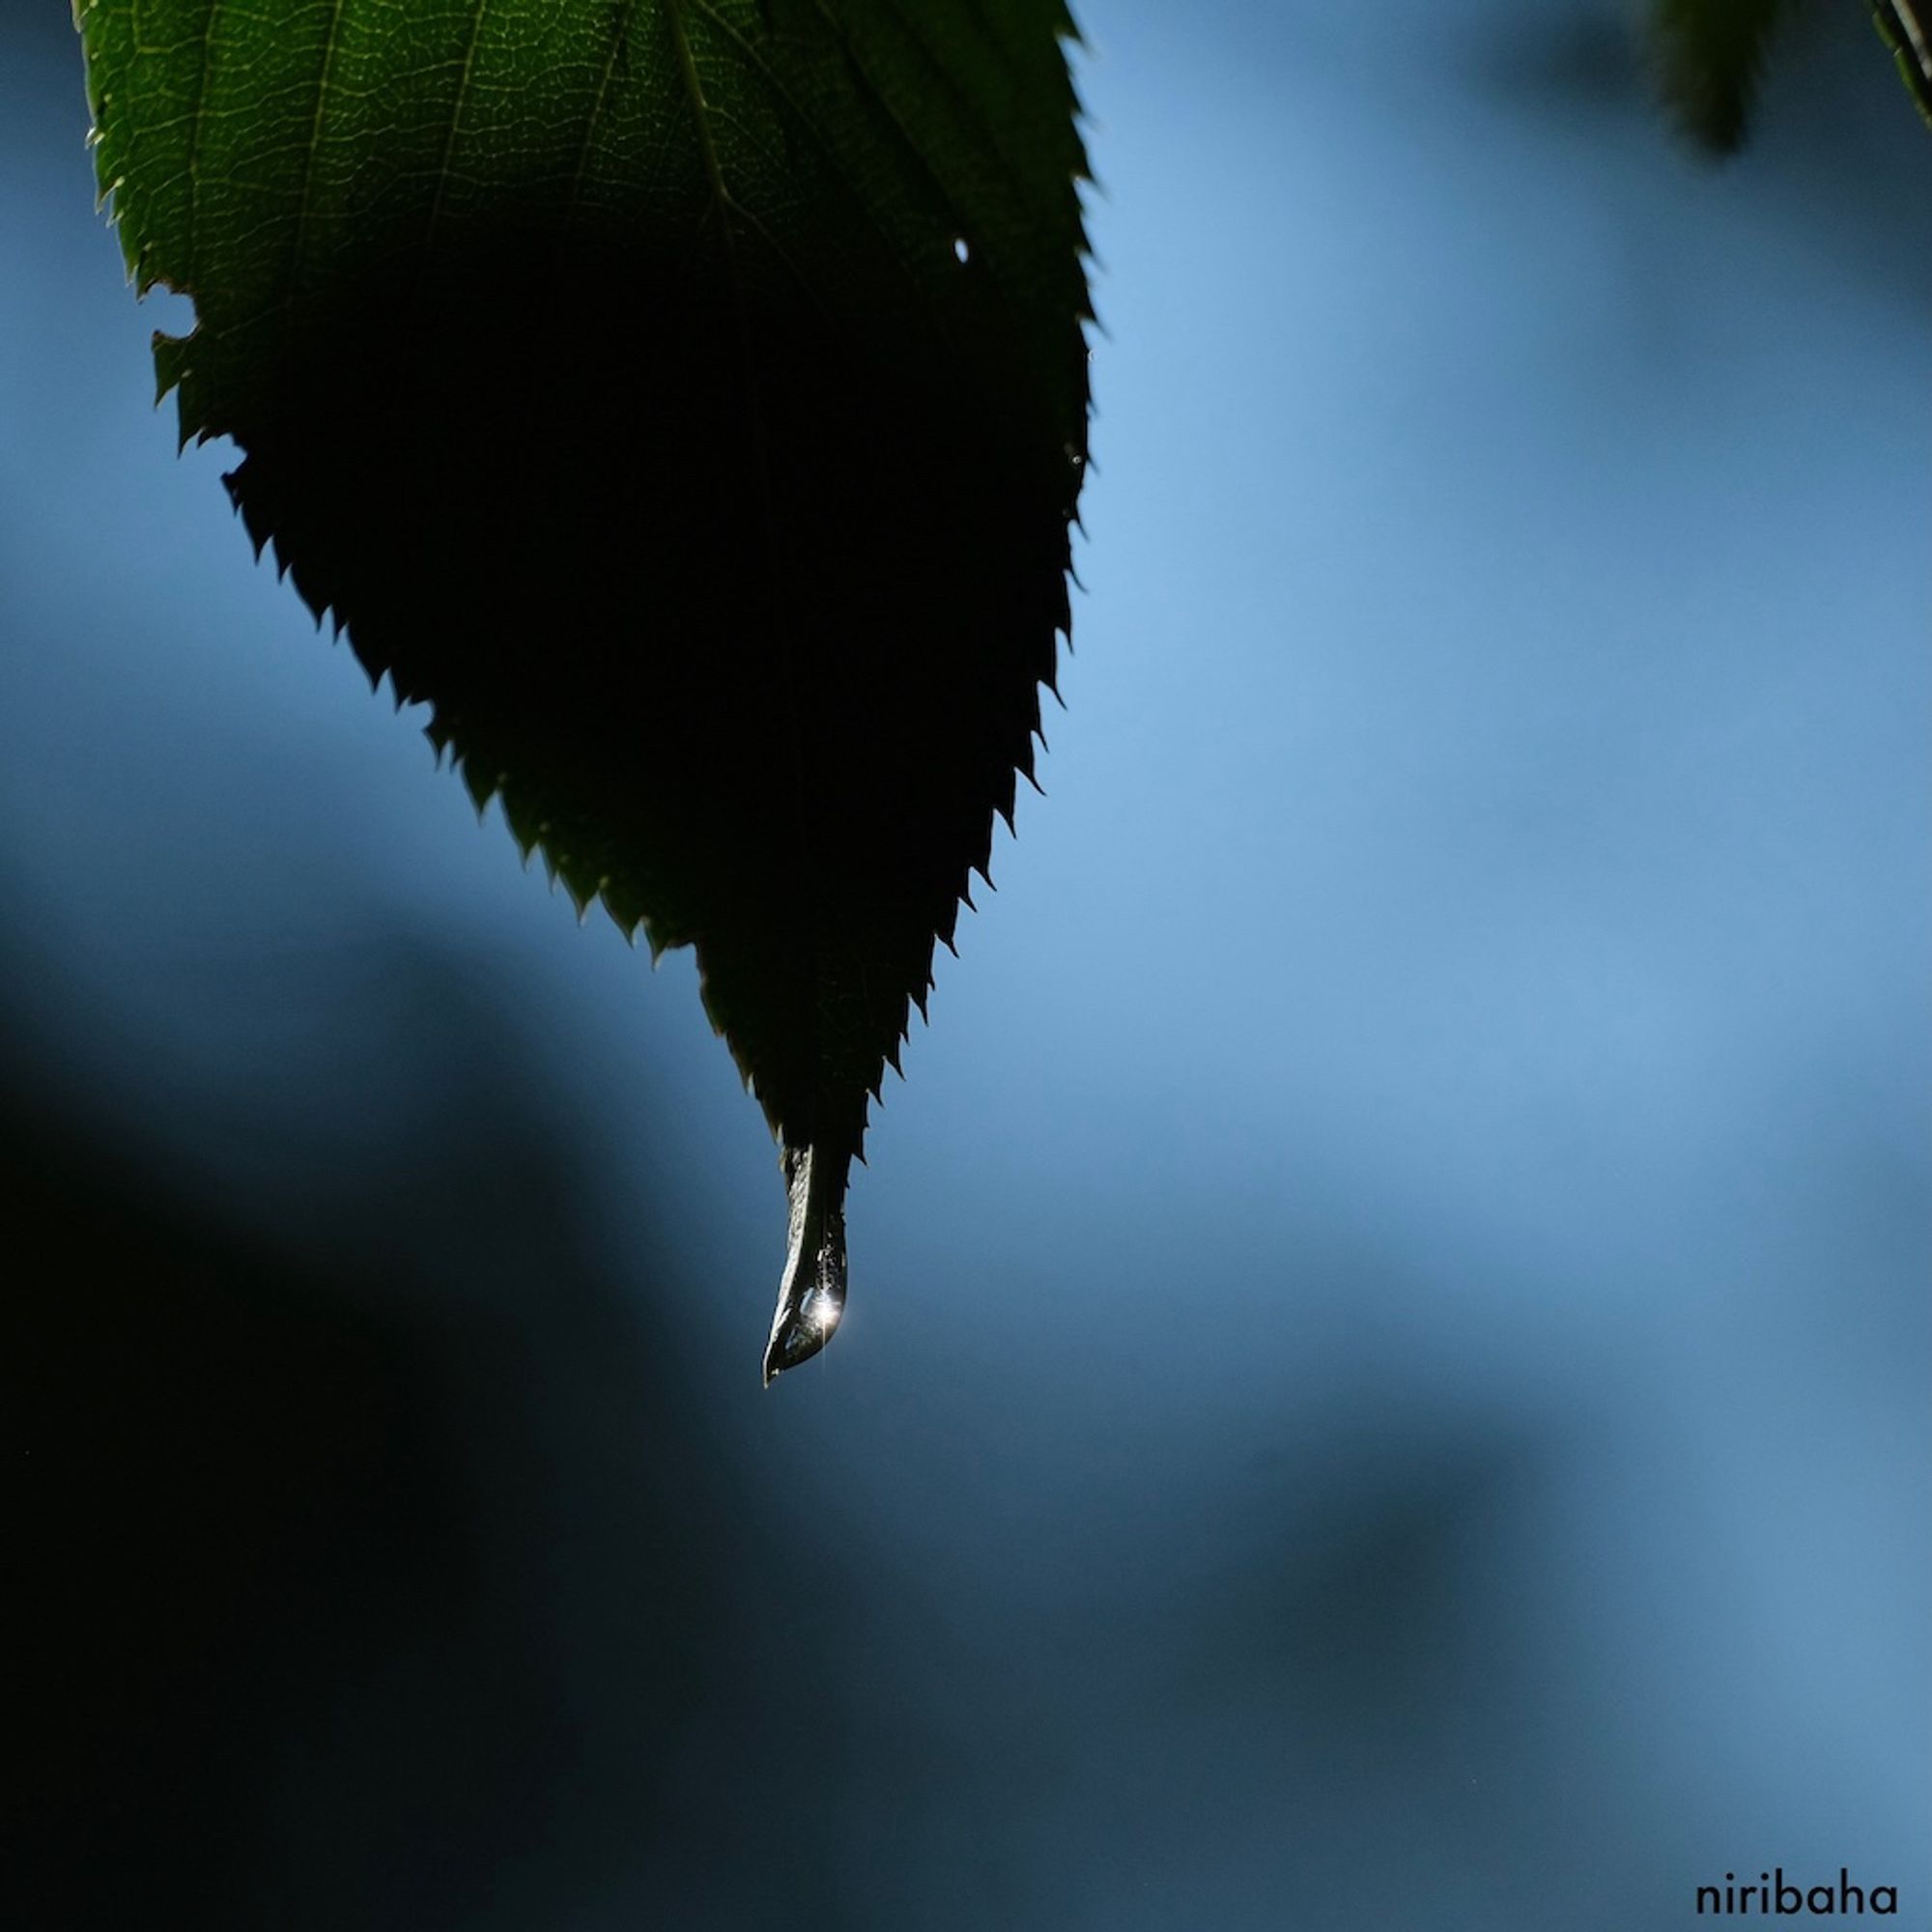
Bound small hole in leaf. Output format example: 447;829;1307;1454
952;236;970;265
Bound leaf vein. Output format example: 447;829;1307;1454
423;0;493;256
285;0;349;303
558;0;635;239
181;0;222;275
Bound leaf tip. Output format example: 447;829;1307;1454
762;1142;848;1383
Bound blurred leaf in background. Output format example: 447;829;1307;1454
1649;0;1793;150
1649;0;1931;148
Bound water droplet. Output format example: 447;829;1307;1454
762;1142;848;1383
952;236;971;265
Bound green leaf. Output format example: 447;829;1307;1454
76;0;1093;1379
1646;0;1792;152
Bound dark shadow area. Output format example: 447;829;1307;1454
0;889;856;1930
1195;1425;1536;1736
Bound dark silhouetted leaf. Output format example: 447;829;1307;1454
76;0;1093;1378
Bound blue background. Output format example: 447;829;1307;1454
4;2;1927;1925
